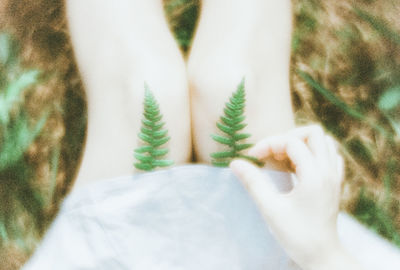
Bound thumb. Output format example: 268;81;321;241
230;159;282;215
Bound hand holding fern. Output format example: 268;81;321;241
230;126;364;270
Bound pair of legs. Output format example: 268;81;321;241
66;0;294;189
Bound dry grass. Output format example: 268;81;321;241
290;0;400;236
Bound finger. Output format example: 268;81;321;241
289;124;324;140
285;138;315;182
306;126;329;160
248;135;287;160
326;135;339;169
248;125;324;159
337;154;345;185
230;159;282;214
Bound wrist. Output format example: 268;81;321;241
305;239;363;270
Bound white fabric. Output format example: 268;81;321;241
23;165;299;269
22;165;400;270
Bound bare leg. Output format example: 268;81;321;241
187;0;295;163
66;0;191;189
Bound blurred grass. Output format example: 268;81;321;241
0;0;400;268
290;0;400;247
0;33;49;265
164;0;200;54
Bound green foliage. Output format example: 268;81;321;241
378;86;400;112
134;85;173;171
353;188;400;247
296;4;400;243
354;8;400;46
210;79;263;167
297;70;393;138
0;33;47;246
164;0;200;54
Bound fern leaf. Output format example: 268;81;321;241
226;102;244;111
140;127;153;136
235;143;253;151
210;151;236;159
134;153;153;163
232;123;247;131
152;122;165;131
211;134;234;146
151;148;169;157
237;154;265;167
152;160;174;167
138;133;153;144
153;136;170;147
211;160;231;167
135;145;153;153
141;119;154;128
216;122;235;135
134;163;154;171
232;115;245;125
220;116;235;126
211;78;261;167
153;129;168;138
224;107;236;118
134;84;174;171
233;133;251;141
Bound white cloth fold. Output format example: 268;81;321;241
22;165;400;270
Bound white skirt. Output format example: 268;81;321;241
22;165;400;270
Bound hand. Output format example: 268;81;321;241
230;125;363;270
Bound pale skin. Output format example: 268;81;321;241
65;0;364;269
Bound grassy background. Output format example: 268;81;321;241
0;0;399;268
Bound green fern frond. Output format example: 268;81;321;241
210;78;264;167
134;84;173;171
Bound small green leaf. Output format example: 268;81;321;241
144;112;162;122
226;102;239;111
152;160;174;167
211;134;233;146
144;107;160;115
0;222;9;244
221;116;235;126
138;133;153;143
134;163;154;171
224;107;236;118
0;70;39;125
233;133;251;141
153;136;170;147
232;123;247;131
135;145;153;153
0;33;11;65
134;153;153;163
378;86;400;111
211;160;230;167
153;129;168;138
210;151;236;159
152;121;165;131
216;122;234;135
235;143;253;151
140;127;153;136
237;155;265;167
152;148;169;157
232;115;245;125
142;119;154;128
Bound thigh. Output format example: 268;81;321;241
67;0;192;188
187;0;294;163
